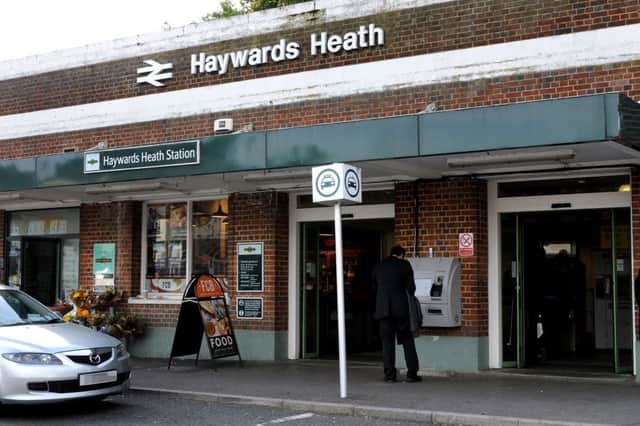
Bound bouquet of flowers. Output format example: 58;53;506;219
64;288;144;339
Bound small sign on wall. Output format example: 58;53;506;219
237;242;264;292
458;233;474;257
93;243;115;291
237;297;263;320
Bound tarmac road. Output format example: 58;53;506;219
0;390;427;426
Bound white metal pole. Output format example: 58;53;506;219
334;201;347;398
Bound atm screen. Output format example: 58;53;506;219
415;278;431;298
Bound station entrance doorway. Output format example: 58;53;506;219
300;219;394;359
501;208;633;374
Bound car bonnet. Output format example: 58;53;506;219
0;322;120;353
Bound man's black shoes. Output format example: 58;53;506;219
405;374;422;383
384;376;397;383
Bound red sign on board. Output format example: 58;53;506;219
195;275;224;298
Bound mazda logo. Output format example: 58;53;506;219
89;354;102;365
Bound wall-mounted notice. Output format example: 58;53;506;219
93;243;115;291
237;242;263;292
237;297;263;320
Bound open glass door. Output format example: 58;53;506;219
501;213;525;367
301;224;320;358
612;208;633;373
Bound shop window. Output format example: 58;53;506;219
146;203;188;294
144;199;228;296
192;200;228;277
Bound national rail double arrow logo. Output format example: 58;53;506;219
136;59;174;87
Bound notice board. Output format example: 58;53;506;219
237;242;263;292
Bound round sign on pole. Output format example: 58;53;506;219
315;168;340;198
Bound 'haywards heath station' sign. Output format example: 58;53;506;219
84;140;200;173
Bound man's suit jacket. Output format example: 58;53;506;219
372;256;416;320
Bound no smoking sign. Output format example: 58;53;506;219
458;233;474;257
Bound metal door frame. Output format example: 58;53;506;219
288;192;395;359
488;170;635;372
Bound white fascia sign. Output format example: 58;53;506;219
312;163;362;205
137;23;384;86
191;23;384;76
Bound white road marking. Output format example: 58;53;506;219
256;412;315;426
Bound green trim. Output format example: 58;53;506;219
420;94;617;155
129;327;288;361
266;115;418;168
1;94;636;192
395;336;489;372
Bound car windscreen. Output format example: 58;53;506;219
0;290;61;326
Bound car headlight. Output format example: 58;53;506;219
2;353;63;365
116;343;129;357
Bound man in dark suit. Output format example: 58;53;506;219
372;245;421;383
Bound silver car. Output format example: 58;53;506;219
0;284;130;404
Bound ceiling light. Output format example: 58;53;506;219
447;149;575;168
243;170;311;182
211;205;228;218
618;183;631;192
85;182;167;195
0;193;23;201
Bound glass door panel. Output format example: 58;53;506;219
301;224;320;358
501;213;522;367
21;238;60;306
612;208;633;373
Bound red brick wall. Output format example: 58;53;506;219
128;303;181;328
227;191;290;331
395;179;488;337
129;192;289;330
2;60;640;159
79;202;142;296
1;0;638;115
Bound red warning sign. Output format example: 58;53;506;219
459;233;474;257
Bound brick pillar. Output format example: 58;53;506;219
227;191;289;331
79;202;142;297
395;178;488;337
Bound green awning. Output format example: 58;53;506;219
0;93;638;192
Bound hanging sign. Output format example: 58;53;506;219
237;242;264;292
237;297;263;320
168;274;241;368
84;140;200;174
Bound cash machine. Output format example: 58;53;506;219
406;257;461;327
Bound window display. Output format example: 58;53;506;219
192;200;228;276
146;203;187;293
145;199;228;295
